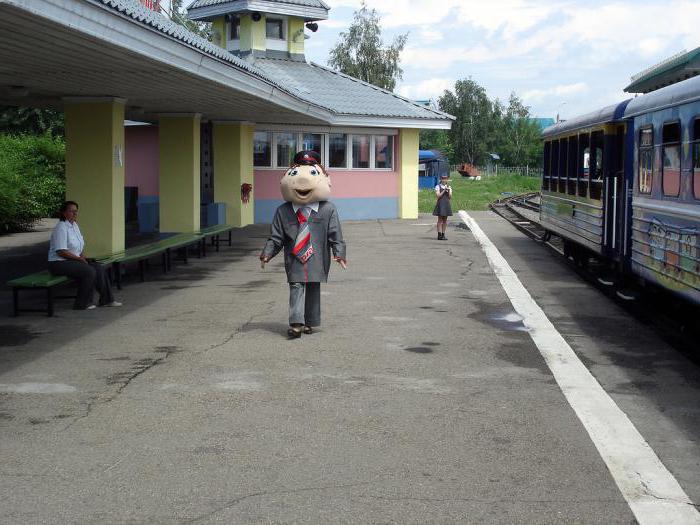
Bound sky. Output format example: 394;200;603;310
299;0;700;121
171;0;700;121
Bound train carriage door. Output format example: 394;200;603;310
608;125;626;256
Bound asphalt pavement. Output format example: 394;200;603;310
1;212;698;523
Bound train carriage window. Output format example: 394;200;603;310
578;133;590;197
543;141;551;191
551;140;560;193
662;122;681;197
567;136;578;195
558;138;568;193
639;127;653;194
589;131;604;200
693;119;700;199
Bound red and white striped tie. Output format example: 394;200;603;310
293;207;314;263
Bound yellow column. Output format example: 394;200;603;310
212;122;254;227
288;17;305;56
159;114;201;233
211;17;226;48
64;97;125;256
239;13;266;53
398;128;419;219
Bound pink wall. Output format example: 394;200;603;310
254;169;399;200
125;126;159;197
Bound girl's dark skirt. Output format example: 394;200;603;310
433;197;453;217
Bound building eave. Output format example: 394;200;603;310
188;0;329;22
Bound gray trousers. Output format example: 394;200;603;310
48;260;114;309
289;282;321;327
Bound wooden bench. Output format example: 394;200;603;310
7;271;71;317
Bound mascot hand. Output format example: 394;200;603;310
334;257;347;269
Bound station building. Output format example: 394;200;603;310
0;0;452;258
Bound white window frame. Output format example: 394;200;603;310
226;16;241;52
265;16;287;51
253;131;273;168
253;128;395;171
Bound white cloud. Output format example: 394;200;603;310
398;78;455;99
522;83;589;103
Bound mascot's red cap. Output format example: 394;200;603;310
293;150;321;166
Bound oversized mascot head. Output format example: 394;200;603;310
280;150;331;205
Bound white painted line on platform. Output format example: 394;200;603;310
459;210;700;525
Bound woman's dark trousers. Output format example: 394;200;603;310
48;260;114;309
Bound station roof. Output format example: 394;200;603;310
624;47;700;94
250;58;453;123
188;0;330;21
0;0;451;129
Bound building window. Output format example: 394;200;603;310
662;122;681;197
266;18;284;39
230;16;240;40
352;135;370;168
329;133;347;168
302;133;323;159
375;135;393;169
639;127;653;194
253;132;272;167
694;118;700;199
276;132;296;168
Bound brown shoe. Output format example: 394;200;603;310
303;326;313;334
287;326;302;339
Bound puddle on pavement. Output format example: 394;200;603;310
404;347;433;354
468;301;529;332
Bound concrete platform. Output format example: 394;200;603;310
0;212;698;523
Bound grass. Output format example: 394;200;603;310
419;172;541;212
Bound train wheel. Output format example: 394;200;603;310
563;240;572;259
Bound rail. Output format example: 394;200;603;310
489;192;700;360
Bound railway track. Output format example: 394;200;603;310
490;193;700;359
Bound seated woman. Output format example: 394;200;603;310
48;201;121;310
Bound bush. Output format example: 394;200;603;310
0;133;65;232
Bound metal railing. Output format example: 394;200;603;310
450;165;543;178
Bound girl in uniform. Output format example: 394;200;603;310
433;174;452;240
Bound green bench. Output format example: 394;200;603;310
99;232;204;289
197;224;235;256
7;271;72;317
7;225;237;315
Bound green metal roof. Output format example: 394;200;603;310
624;47;700;94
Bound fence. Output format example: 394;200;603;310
450;165;542;178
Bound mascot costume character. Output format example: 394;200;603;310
260;150;347;339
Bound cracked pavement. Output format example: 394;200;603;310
1;214;699;523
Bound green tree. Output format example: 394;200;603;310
0;106;64;136
439;79;497;165
170;0;212;40
327;2;408;91
419;129;453;160
497;93;543;166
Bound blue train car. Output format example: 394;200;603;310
540;101;630;262
624;77;700;305
540;75;700;306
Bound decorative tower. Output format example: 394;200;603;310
187;0;329;61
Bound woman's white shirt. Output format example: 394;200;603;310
48;221;85;261
435;184;451;194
